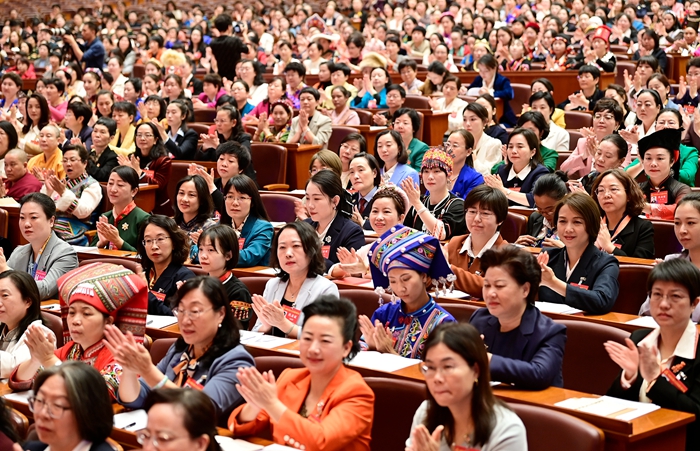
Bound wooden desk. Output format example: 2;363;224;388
100;183;157;214
348;125;387;155
5;205;25;248
77;248;139;262
278;143;323;190
667;54;690;83
415;110;450;146
523;246;656;266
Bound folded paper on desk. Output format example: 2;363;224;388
264;445;300;451
555;396;660;421
535;302;584;315
290;189;305;195
113;409;148;430
439;289;471;300
0;198;19;207
338;277;374;289
270;222;286;228
625;316;660;328
146;315;179;329
72;246;100;253
3;391;31;404
255;268;280;276
349;351;422;372
216;437;264;451
240;330;296;349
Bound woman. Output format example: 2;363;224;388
0;120;18;177
253;101;293;144
470;245;567;389
0;73;22;117
93;167;150;251
647;73;679;111
106;56;129;98
578;134;628;194
393;108;429;172
332;184;408;279
419;62;448;97
243;77;289;127
0;271;53;379
485;128;549;208
303;42;327;75
251;222;339;338
610;12;636;45
561;98;624;178
312;61;333;92
197;225;252;327
619;89;662;160
162;74;189;104
605;83;636;127
9;262;148;396
537;193;620;314
591;169;655;258
239;60;268;106
446;186;508;298
198;106;251;161
174;175;217;262
467;54;516;127
110;101;137;156
230;297;374;451
605;259;700;451
95;90;115;119
430;76;467;133
18;93;50;156
403;148;467;240
351;66;390;109
348;152;381;227
23;362;115;451
108;276;254;420
43;78;68;123
637;128;691;220
329;86;361;126
0;193;78;301
360;226;456;358
118;121;172;215
446;129;483;199
529;91;570;153
82;71;101;107
512;110;559;172
406;322;527;451
339;133;366;189
223;174;274;267
194;74;226;109
304;170;365;271
41;144;102;245
475;94;509;145
117;35;136;76
516;172;568;248
157;99;198;160
137;215;195;315
375;129;420;187
463;103;503;176
530;78;566;128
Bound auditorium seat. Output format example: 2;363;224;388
509;402;605;451
439;302;479;322
566;130;583;151
616;265;653;315
564;112;593;130
651;220;681;259
41;311;64;347
238;276;273;297
250;143;289;191
168;162;191;207
0;208;7;238
500;211;527;243
339;289;388;322
404;95;432;110
615;61;637;87
364;377;426;451
254;356;304;377
511;83;532;116
260;193;296;222
188;122;210;136
150;338;177;364
354;109;374;125
557;151;572;170
555;319;629;395
193;108;217;123
10;408;28;440
328;126;360;153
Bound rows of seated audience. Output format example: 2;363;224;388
4;0;700;449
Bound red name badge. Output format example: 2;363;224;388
650;190;668;204
570;283;589;290
150;290;167;302
450;111;458;118
321;245;331;259
35;270;47;282
283;305;302;324
510;187;521;192
662;368;689;393
238;237;245;250
144;169;155;179
184;377;204;391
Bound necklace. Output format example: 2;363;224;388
286;281;303;300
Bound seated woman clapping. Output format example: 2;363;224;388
605;259;700;451
229;296;375;451
173;175;217;263
360;226;456;359
252;222;339;338
9;263;148;398
406;323;527;451
470;245;567;389
109;276;255;421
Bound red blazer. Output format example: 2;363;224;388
142;155;172;215
228;366;374;451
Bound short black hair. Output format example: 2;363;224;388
528;91;556;118
67;102;93;127
63;143;89;162
45;77;65;94
270;222;326;280
648;258;700;304
20;192;56;219
517;110;550;140
480;245;542;304
578;64;601;81
300;86;320;101
533;171;568;199
386;84;406;98
393;108;421;136
464;185;508;225
284;61;306;78
95;117;117;136
398;59;418;72
329;62;352;77
302;296;360;361
112;101;137;118
198;224;239;270
216;141;251;171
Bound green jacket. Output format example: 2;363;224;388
491;145;558;174
625;143;698;187
408;138;430;172
90;206;150;251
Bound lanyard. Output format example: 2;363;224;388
608;215;632;243
30;235;52;279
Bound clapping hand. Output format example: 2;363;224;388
358;315;396;353
604;338;639;381
103;325;153;374
401;178;422;208
25;324;57;366
46;173;65;196
618;126;639;145
406;425;443;451
536;251;557;287
483;173;505;191
639;341;662;382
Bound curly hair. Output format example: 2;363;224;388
590;168;646;217
137;215;190;274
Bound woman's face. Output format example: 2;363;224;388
215;110;234;135
27;98;42;122
642;147;673;180
83;74;98;95
592;108;618;136
331;88;349;109
36;81;46;97
347;42;361;58
339;140;362;170
596;174;628;216
647;78;669;104
318;63;331;81
675;203;700;251
371;69;388;90
68;301;110;348
136;125;155;154
529;98;552;121
349;157;377;194
240;62;255;84
556;204;590;250
426;71;444;86
143;77;159;94
463;110;485;138
19;201;53;243
62;149;87;180
662;13;675;30
369;197;403;236
163;77;181;99
107;58;122;76
377;133;400;166
0;277;31;330
97;95;114;117
446;133;472;165
465;201;499;237
143;224;173;267
176;288;225;348
305;181;336;222
442;80;458;100
267;79;284;101
299;314;351;375
592;37;607;55
307;44;320;59
656;111;681;130
649;280;699;329
1;78;19;99
482;265;529;319
533;194;559;224
231;82;248;103
552;39;566;56
217;153;240;181
593;140;624;173
422;167;448;193
107;172;136;205
472;45;487;62
142;403;209;451
0;128;9;154
198;237;230;279
393;113;414;143
507;133;535;170
617;14;630;30
271;105;290;128
177;181;200;218
165;104;184;127
33;375;81;449
604;89;625;109
429;34;441;50
225;187;252;223
388;268;427;305
277;227;311;276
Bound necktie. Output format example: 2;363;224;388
359;198;367;214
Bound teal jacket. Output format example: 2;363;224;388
239;215;274;267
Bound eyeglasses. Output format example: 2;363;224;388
225;195;251;203
136;430;188;449
62;158;81;164
465;209;494;219
142;236;171;247
172;307;213;320
593;113;615;121
136;133;154;139
339;143;360;153
420;364;459;377
595;187;622;196
28;396;71;419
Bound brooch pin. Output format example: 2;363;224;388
672;361;686;374
121;223;129;231
324;236;332;244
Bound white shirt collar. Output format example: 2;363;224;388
639;318;698;360
508;164;532;182
460;231;500;258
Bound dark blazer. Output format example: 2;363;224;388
87;146;118;182
538;243;620;314
148;263;196;315
470;305;567;389
608;327;700;451
63;125;93;151
140;155;172;215
526;212;547;237
164;127;199;160
305;214;366;271
485;124;509;145
606;215;655;259
25;441;113;451
496;163;550;207
187;75;204;96
468;73;516;127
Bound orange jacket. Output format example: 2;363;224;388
228;365;374;451
447;234;507;298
